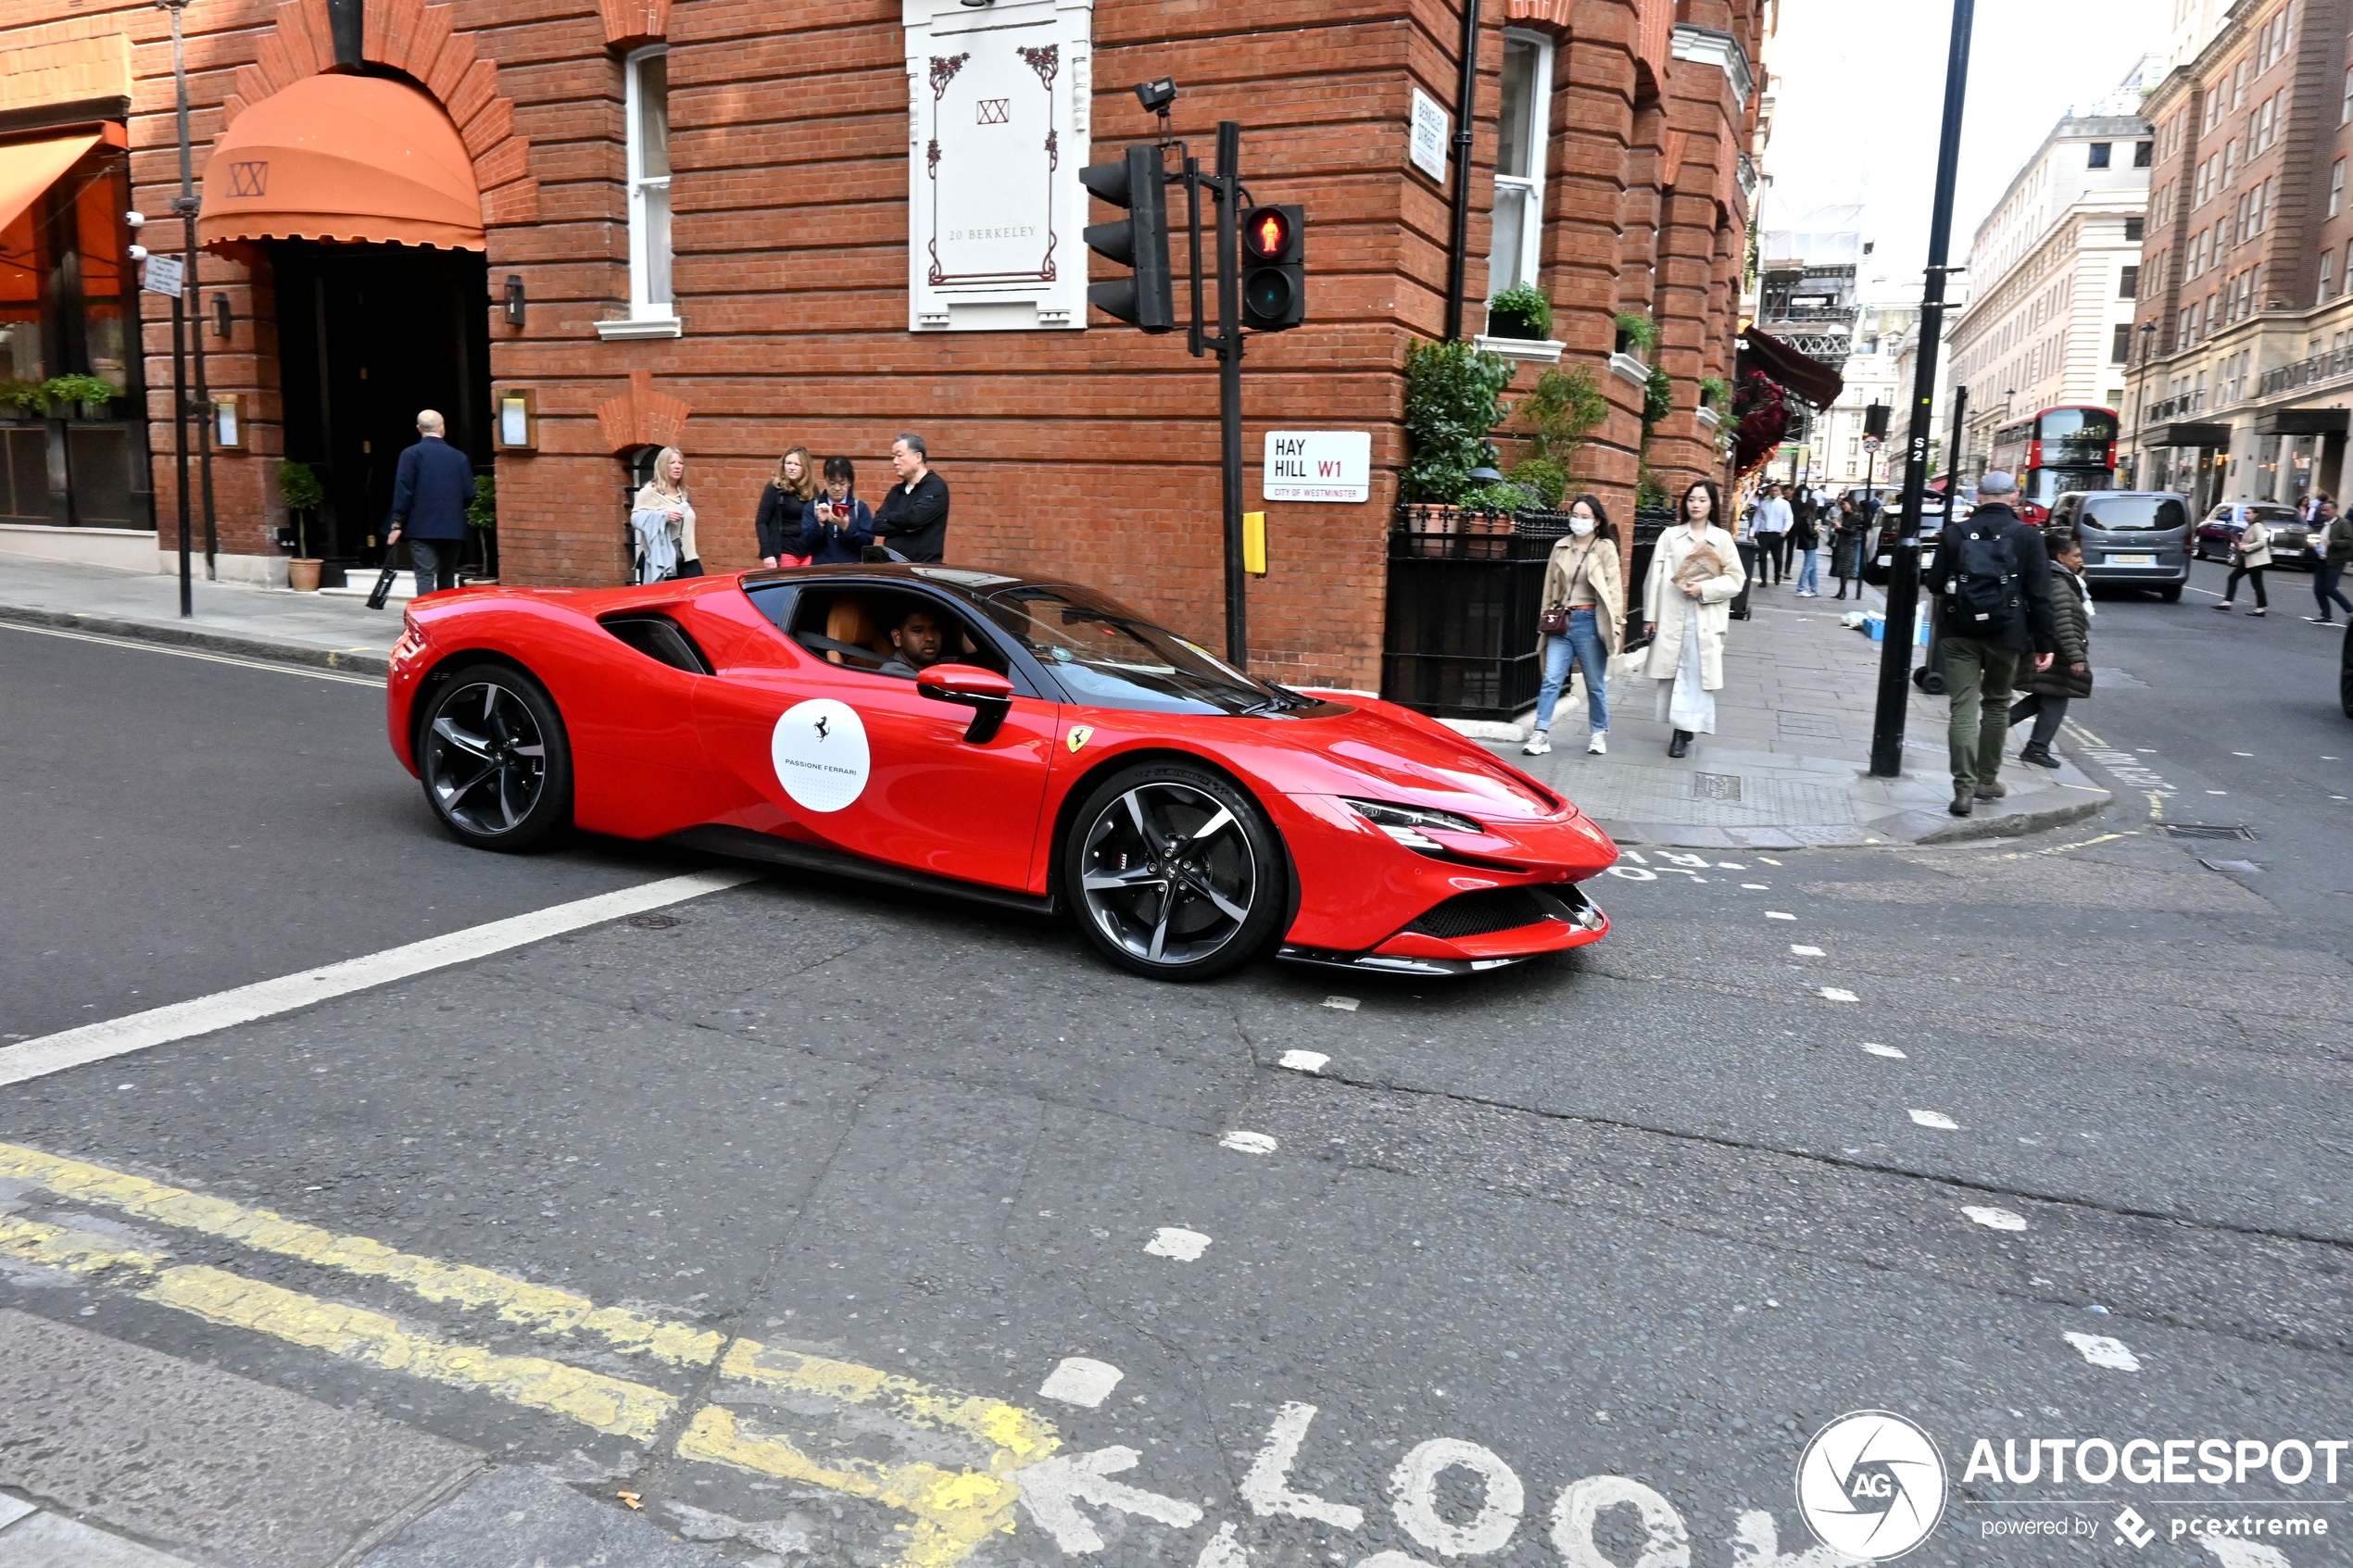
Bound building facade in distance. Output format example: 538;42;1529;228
0;0;1774;693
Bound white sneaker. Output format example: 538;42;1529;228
1522;733;1552;756
1587;731;1608;755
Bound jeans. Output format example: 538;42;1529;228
2223;563;2268;608
1534;608;1611;734
1794;548;1822;593
2316;561;2353;619
409;537;459;597
2007;691;2069;749
1943;636;2024;796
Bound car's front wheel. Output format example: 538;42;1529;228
416;663;573;851
1063;761;1287;981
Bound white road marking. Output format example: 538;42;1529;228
1240;1403;1365;1529
1038;1357;1125;1409
2208;789;2229;795
1552;1475;1689;1568
1219;1131;1277;1155
0;871;763;1088
1767;910;1797;921
1757;857;1783;865
1962;1206;2027;1232
1145;1227;1212;1261
1323;997;1360;1011
1818;987;1858;1003
1606;866;1658;881
2233;751;2254;756
1390;1438;1523;1558
2199;1537;2294;1567
1790;945;1824;957
1277;1050;1329;1073
1013;1446;1205;1553
2063;1332;2142;1372
1742;883;1769;890
1861;1043;1906;1059
1194;1522;1250;1567
0;619;387;686
1907;1109;1959;1130
1718;861;1746;870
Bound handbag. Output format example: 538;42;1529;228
1539;604;1569;636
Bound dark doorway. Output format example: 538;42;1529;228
271;242;489;570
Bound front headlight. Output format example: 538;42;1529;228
1344;797;1481;852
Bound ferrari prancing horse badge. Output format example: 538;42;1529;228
1065;726;1094;754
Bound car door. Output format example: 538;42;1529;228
681;582;1060;892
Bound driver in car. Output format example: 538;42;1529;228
879;605;951;677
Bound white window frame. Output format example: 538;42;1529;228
2333;160;2347;217
601;44;682;339
1485;28;1554;304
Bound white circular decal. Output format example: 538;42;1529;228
770;699;870;814
1795;1411;1948;1561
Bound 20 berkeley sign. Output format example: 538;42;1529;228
1263;431;1371;504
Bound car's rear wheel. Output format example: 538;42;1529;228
1063;762;1287;981
417;663;573;851
2159;583;2184;603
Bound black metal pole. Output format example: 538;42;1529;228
169;1;217;581
1215;120;1247;669
1442;0;1481;340
1869;0;1976;779
172;287;191;618
1946;383;1969;483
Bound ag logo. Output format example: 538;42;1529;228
771;699;869;814
1795;1411;1947;1560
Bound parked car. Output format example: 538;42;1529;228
1856;490;1954;585
2194;502;2314;570
2048;491;2191;601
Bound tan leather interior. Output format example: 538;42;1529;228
824;597;883;662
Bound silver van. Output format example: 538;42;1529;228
2049;490;2192;601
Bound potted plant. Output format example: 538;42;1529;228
466;471;497;582
43;373;117;419
1504;363;1608;507
1613;310;1659;360
0;380;47;420
1485;282;1553;343
278;459;327;591
1399;338;1516;554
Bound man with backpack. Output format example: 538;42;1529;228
1920;470;2059;817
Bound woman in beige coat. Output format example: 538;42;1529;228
1642;478;1747;757
1523;494;1625;756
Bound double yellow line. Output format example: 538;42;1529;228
0;1141;1059;1568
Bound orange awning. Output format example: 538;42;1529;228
0;132;103;236
198;75;482;253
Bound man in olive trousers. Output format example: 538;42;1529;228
1921;470;2058;817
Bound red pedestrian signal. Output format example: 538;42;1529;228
1245;207;1292;261
1239;203;1305;332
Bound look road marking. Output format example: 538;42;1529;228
0;618;389;686
0;1141;1058;1568
0;870;762;1087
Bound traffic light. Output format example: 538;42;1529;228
1240;204;1305;332
1078;144;1174;332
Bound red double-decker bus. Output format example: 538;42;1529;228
1987;406;2119;521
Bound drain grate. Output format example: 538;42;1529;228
2165;823;2256;842
626;912;683;929
1693;771;1743;802
2200;858;2264;874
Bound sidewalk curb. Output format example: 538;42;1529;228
0;602;392;677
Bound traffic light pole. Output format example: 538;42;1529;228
1868;0;1976;778
1214;120;1247;669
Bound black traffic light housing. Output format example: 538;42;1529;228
1079;144;1175;332
1240;203;1305;332
1863;402;1892;442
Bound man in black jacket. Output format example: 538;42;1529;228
1921;470;2058;817
385;409;477;596
874;433;950;563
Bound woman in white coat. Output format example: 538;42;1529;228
630;446;699;583
1642;478;1747;758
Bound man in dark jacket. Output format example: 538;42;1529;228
385;409;477;597
1921;470;2058;816
874;433;950;563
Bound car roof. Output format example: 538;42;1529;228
737;561;1094;608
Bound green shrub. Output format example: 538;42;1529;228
1459;481;1529;514
276;459;326;512
44;373;116;409
1614;311;1659;357
1485;282;1553;340
1699;375;1731;410
1400;339;1515;504
1643;365;1674;428
468;471;497;531
0;380;47;414
1507;455;1568;508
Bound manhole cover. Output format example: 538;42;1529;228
1693;772;1743;802
2199;858;2264;874
2165;824;2256;841
626;913;682;929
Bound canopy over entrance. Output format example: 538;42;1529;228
1737;324;1845;408
0;132;104;236
198;74;482;254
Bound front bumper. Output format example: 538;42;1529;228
1277;883;1608;977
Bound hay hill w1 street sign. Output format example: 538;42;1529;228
1262;431;1371;503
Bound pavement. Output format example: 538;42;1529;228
0;555;401;674
1459;571;2114;849
3;571;2351;1567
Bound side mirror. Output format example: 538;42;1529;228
916;663;1014;744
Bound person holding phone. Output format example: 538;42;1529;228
798;456;876;564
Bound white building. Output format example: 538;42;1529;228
1817;290;1919;487
1946;66;2159;491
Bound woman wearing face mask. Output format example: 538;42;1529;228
1641;478;1746;758
797;456;876;564
1523;495;1624;757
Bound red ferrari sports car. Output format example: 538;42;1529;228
387;565;1617;980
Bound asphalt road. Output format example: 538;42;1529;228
2;612;2350;1568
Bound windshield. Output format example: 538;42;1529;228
2042;408;2119;442
2082;496;2186;531
977;583;1294;714
2026;468;2110;505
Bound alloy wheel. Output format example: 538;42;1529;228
1077;781;1258;967
423;681;548;836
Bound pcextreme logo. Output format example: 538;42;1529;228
1796;1411;1951;1560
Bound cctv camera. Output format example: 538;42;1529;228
1134;78;1177;114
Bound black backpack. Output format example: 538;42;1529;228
1951;521;2021;634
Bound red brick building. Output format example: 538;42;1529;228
0;0;1768;690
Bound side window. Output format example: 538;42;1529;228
786;588;1007;679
